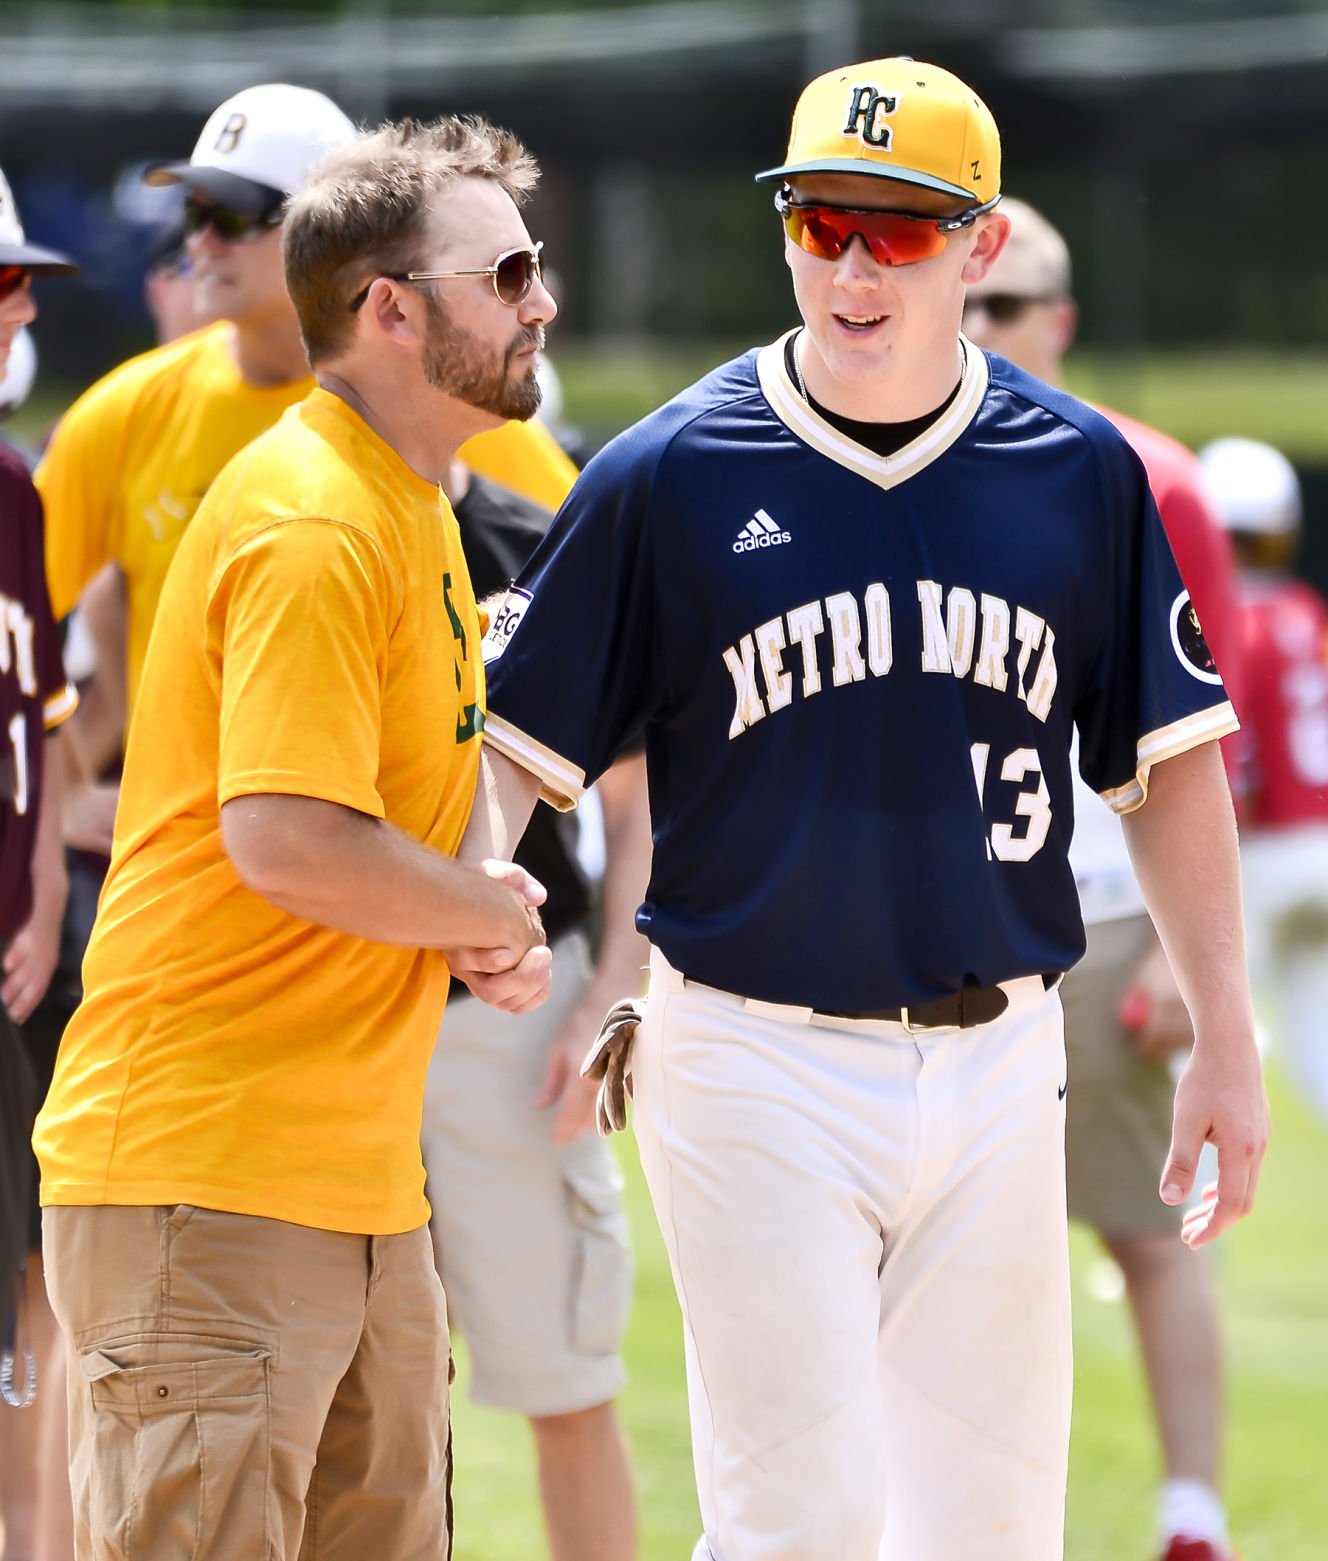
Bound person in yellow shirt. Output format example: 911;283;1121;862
40;80;640;1561
34;114;555;1561
37;82;578;711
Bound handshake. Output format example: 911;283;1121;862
444;858;553;1015
443;857;648;1136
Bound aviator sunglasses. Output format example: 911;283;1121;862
182;194;286;243
349;241;544;313
0;265;33;303
776;186;1001;267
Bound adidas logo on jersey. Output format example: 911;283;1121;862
733;509;792;553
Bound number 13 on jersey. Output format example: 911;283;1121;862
970;742;1053;862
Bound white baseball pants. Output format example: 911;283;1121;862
633;950;1072;1561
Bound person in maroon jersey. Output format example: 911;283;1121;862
1200;437;1328;1128
0;159;79;1559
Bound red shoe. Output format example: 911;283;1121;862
1160;1539;1241;1561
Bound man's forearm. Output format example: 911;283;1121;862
458;745;541;865
221;792;541;955
1122;738;1269;1239
1121;741;1252;1034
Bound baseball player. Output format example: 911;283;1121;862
0;163;78;1558
1199;436;1328;1125
964;197;1245;1561
35;115;553;1560
453;57;1269;1561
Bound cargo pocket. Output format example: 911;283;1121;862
563;1147;633;1357
81;1335;273;1560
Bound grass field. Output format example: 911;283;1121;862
449;1057;1327;1560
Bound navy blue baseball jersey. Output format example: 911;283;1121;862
482;335;1237;1012
0;444;76;943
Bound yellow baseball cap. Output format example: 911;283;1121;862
756;57;1000;204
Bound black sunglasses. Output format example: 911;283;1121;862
350;242;544;313
963;292;1062;324
182;194;285;243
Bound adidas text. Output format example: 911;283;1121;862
734;509;792;553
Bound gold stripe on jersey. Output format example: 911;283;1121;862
755;330;990;491
42;682;78;730
1100;701;1240;814
481;713;585;811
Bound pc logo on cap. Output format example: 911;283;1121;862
0;165;78;273
756;57;1000;204
144;84;356;213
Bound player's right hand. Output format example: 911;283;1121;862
445;860;552;1012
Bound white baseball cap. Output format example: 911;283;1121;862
0;164;77;273
144;84;356;212
1198;437;1302;537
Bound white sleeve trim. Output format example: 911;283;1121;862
42;682;79;731
1100;701;1240;815
482;714;586;813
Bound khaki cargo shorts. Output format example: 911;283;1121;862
44;1204;452;1561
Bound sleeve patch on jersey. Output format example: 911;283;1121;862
1170;589;1223;685
481;587;533;663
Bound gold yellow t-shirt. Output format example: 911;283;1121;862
34;389;483;1235
36;321;576;706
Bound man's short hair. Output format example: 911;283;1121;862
993;197;1071;297
285;115;539;366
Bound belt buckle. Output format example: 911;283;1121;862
897;1004;955;1035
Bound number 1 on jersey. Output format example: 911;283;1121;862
7;713;28;816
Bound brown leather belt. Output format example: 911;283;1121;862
818;983;1010;1030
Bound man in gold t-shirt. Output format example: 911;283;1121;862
34;115;555;1561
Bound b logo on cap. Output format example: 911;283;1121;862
843;86;898;150
215;113;247;155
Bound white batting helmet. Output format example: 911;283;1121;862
1198;437;1302;536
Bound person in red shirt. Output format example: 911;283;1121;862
965;197;1246;1561
1200;436;1328;1125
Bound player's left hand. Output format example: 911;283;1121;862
2;896;63;1024
1159;1028;1269;1248
534;1011;602;1144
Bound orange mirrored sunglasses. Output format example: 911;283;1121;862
776;187;1000;267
